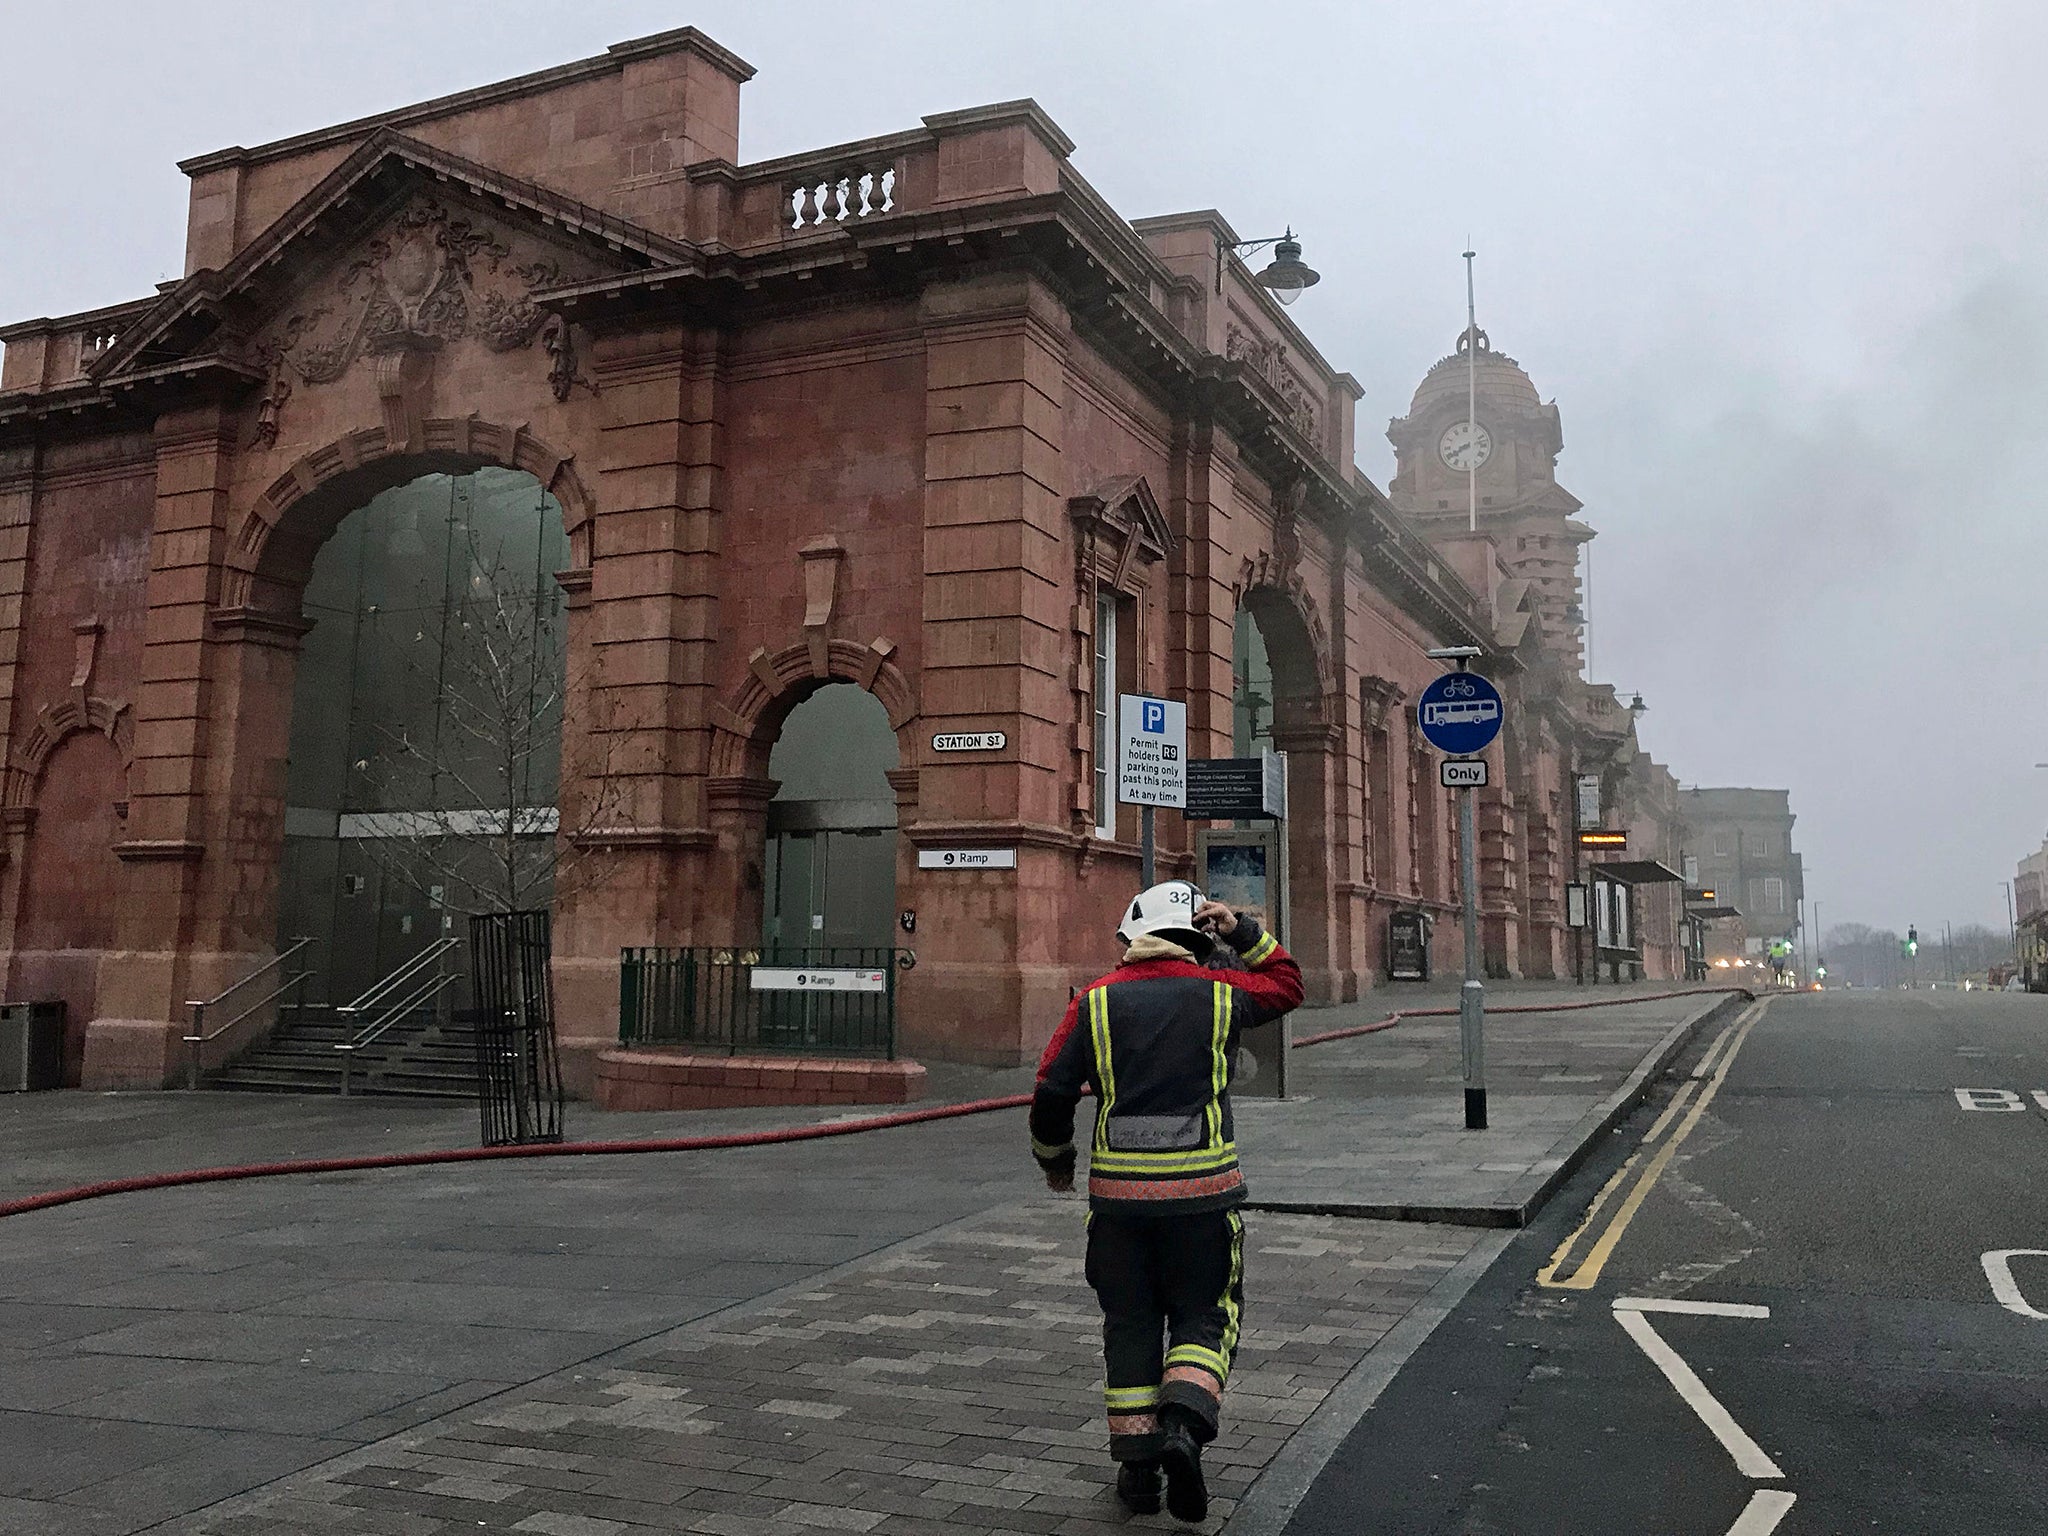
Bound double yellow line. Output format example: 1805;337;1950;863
1538;999;1769;1290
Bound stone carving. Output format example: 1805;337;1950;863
1225;322;1284;385
1227;323;1317;440
541;314;576;402
1271;477;1304;583
1279;377;1317;440
252;360;293;446
254;198;578;390
1358;675;1404;731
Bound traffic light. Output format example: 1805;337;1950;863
1907;926;1920;957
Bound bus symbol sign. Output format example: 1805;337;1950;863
1416;671;1504;756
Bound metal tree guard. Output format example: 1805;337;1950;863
468;909;565;1146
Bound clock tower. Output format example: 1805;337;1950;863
1387;326;1591;674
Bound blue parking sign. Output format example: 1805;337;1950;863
1416;671;1504;756
1118;694;1187;808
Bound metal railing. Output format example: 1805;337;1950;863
620;946;899;1059
336;937;464;1095
183;938;317;1089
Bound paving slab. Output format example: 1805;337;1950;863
0;983;1746;1531
152;1200;1488;1536
1246;987;1749;1223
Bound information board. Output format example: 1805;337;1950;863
1185;754;1287;820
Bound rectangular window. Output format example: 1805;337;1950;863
1366;725;1394;886
1094;590;1117;839
1713;831;1733;857
1683;854;1700;885
1411;743;1438;899
1765;876;1785;914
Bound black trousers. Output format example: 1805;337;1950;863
1084;1207;1245;1462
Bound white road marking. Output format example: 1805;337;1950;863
1954;1088;2026;1111
1726;1489;1797;1535
1981;1250;2048;1321
2033;1091;2048;1114
1615;1296;1772;1319
1613;1305;1784;1478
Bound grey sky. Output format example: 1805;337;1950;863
5;1;2042;930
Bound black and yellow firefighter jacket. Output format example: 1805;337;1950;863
1030;919;1305;1214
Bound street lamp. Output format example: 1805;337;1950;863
1216;227;1321;305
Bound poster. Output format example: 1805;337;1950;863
1204;842;1270;931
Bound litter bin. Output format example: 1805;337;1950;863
0;1001;66;1091
1388;911;1432;982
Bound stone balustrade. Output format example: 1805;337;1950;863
789;166;897;229
79;326;122;365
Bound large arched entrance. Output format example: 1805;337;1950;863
278;466;568;1002
762;683;900;954
1231;590;1346;1000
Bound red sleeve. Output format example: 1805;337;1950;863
1221;932;1305;1022
1036;991;1085;1082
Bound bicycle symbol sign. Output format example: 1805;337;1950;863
1416;670;1504;756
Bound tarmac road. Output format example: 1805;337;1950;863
1284;988;2048;1535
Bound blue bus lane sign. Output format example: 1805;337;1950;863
1416;670;1504;757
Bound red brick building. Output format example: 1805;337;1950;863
0;27;1668;1090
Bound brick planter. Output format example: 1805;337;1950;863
593;1050;927;1112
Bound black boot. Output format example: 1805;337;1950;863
1157;1411;1208;1524
1115;1460;1162;1515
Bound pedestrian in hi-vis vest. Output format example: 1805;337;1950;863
1030;881;1305;1523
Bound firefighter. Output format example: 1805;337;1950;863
1030;881;1305;1523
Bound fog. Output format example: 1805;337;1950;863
4;0;2041;929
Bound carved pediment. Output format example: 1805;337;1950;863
1070;474;1172;556
90;129;690;389
251;195;602;388
1069;474;1174;596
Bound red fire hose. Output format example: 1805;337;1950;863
0;986;1750;1224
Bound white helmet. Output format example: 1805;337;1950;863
1118;881;1205;945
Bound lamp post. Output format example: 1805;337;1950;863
1215;228;1322;305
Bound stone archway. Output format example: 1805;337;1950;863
700;636;918;950
224;417;595;618
1229;569;1349;1003
83;417;603;1088
0;694;135;1083
3;693;133;810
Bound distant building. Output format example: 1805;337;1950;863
1680;788;1803;957
2015;840;2048;990
1388;332;1684;982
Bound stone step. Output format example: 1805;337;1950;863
207;1002;503;1096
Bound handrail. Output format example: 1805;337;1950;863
339;937;459;1018
336;938;463;1096
182;937;317;1090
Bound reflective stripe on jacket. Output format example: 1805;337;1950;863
1030;919;1304;1215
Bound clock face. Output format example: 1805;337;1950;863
1438;420;1493;472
